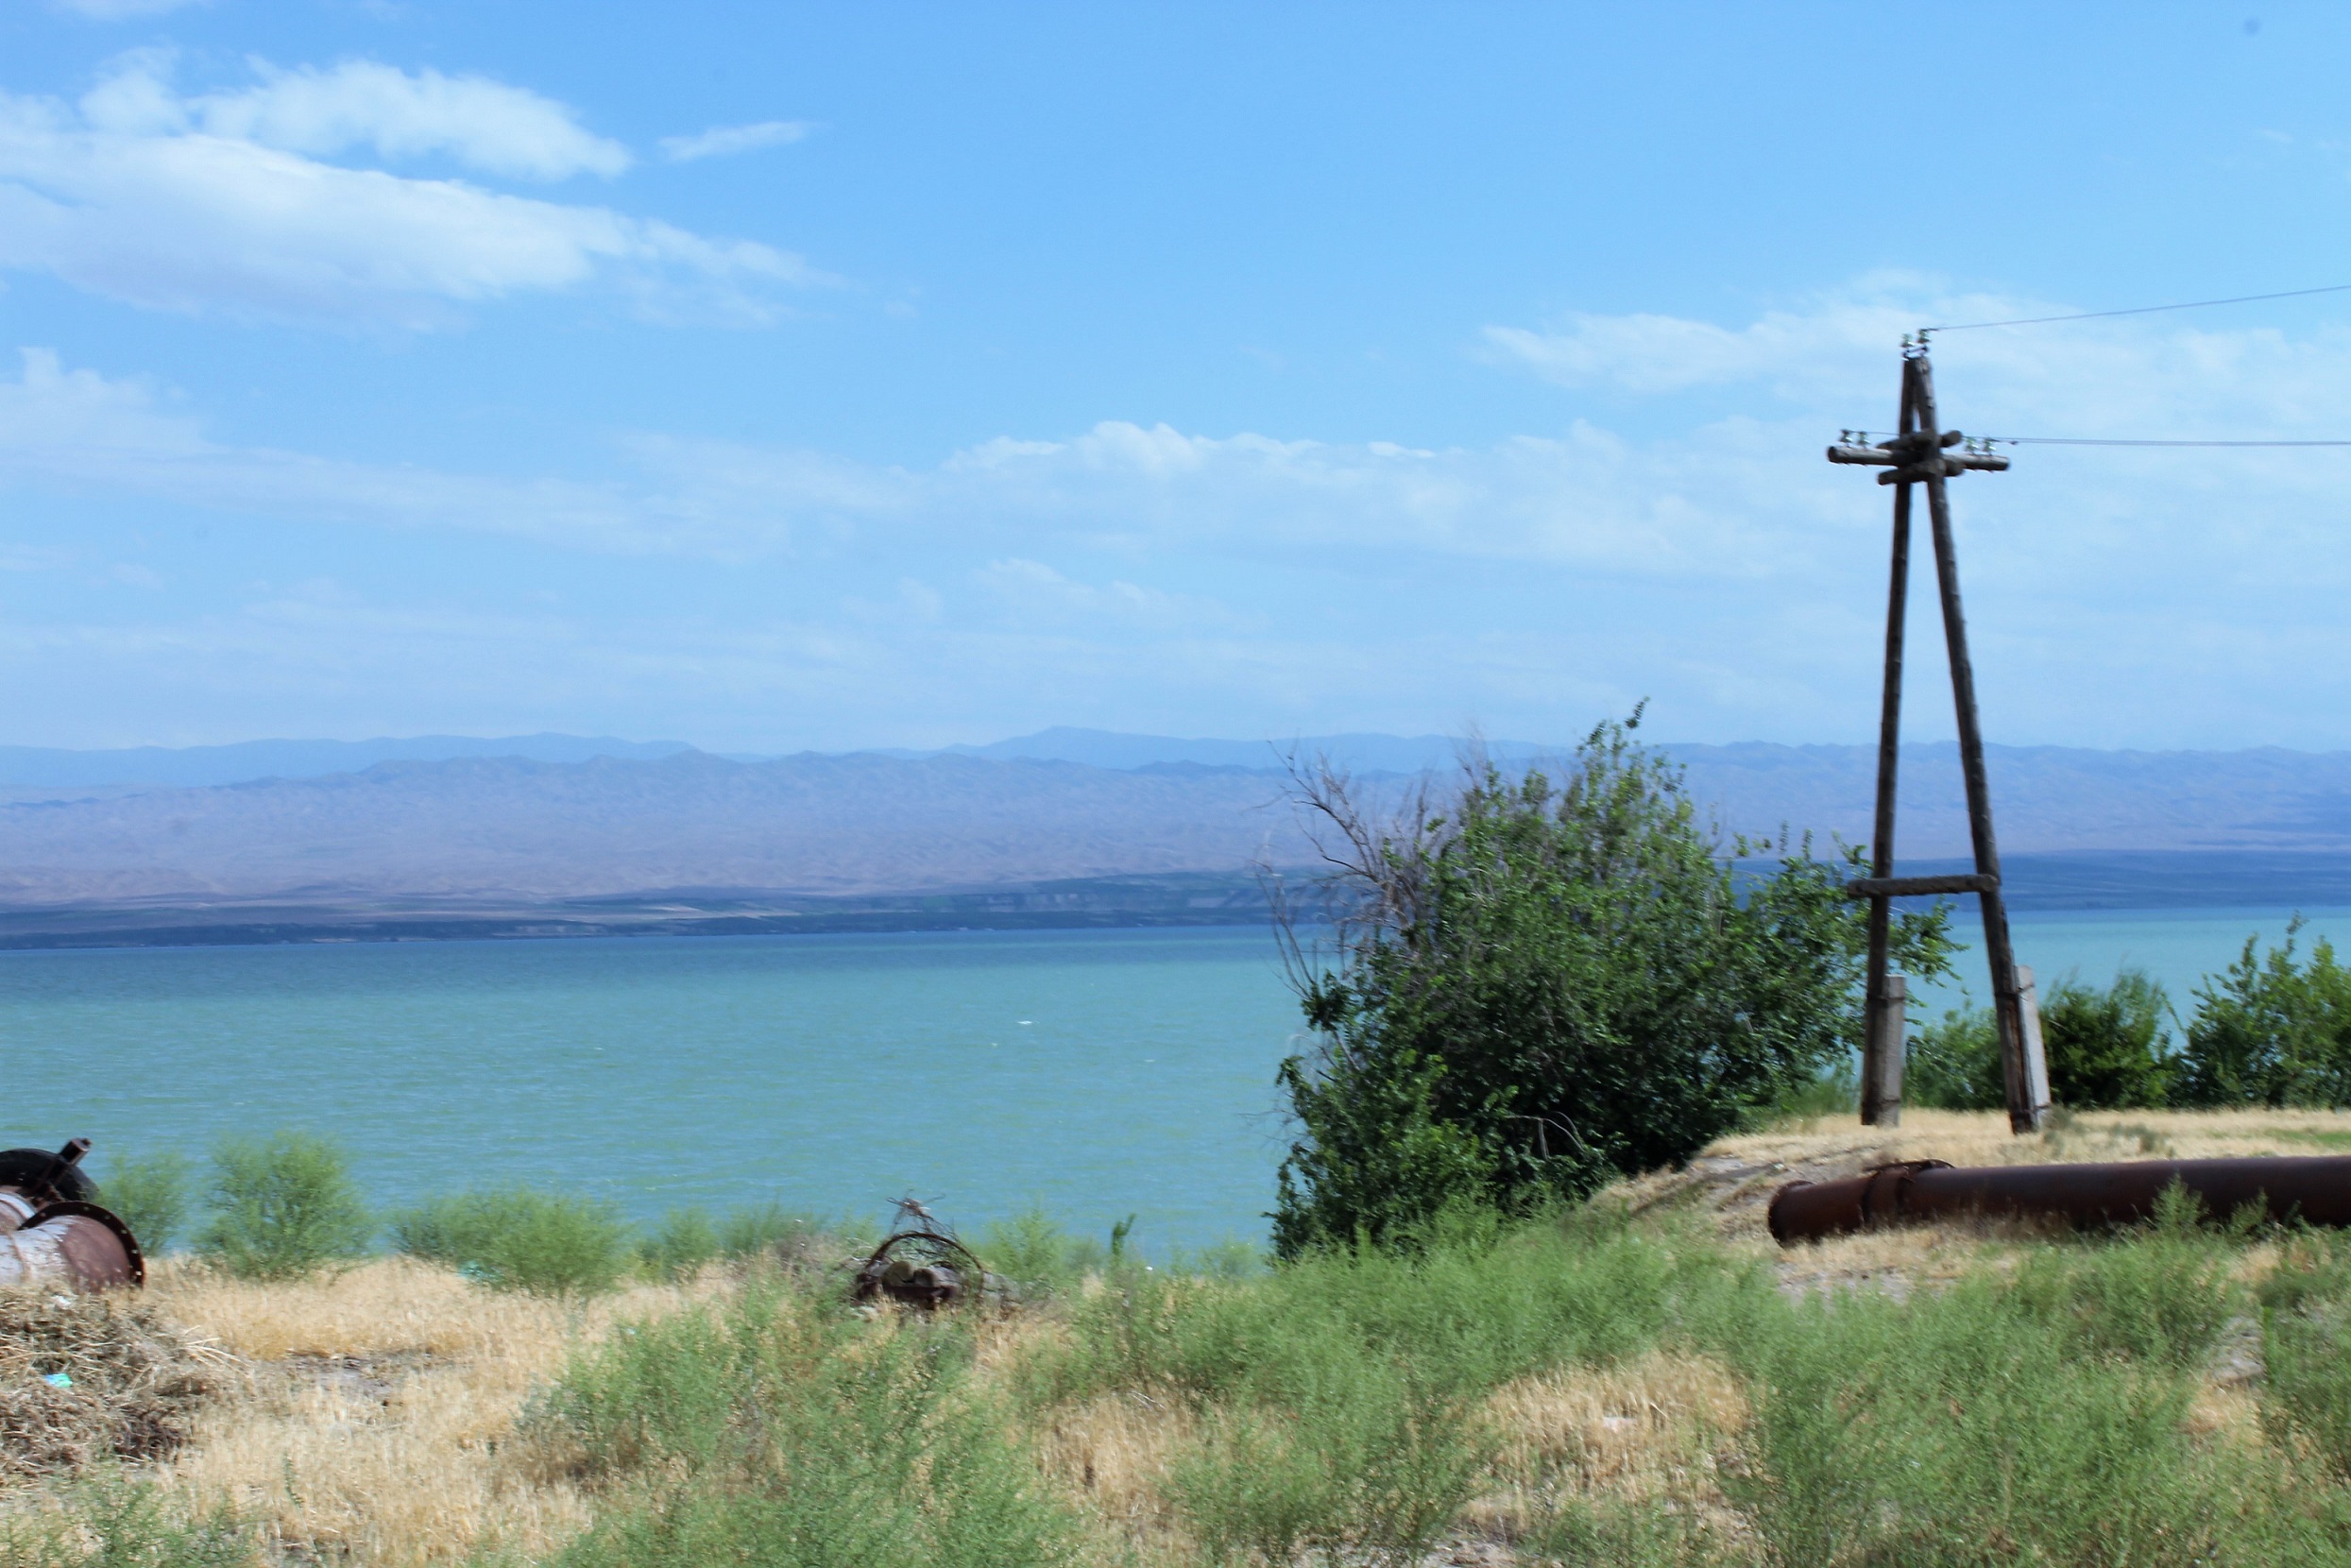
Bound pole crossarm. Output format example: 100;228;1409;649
1829;343;2047;1135
1827;433;2012;482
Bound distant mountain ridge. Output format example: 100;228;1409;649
919;726;1548;775
0;751;1305;907
9;732;2351;937
0;733;692;790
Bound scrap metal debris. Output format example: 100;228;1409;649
850;1198;996;1310
0;1140;144;1290
1771;1152;2351;1244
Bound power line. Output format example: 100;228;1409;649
1992;435;2351;448
1925;281;2351;334
1847;431;2351;449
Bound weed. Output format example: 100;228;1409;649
0;1473;260;1567
2261;1232;2351;1480
194;1132;371;1283
99;1150;196;1255
1729;1234;2316;1565
716;1201;830;1262
391;1186;632;1297
536;1287;1080;1568
1517;1496;1724;1567
636;1207;720;1283
978;1208;1106;1296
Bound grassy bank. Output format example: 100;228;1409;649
16;1109;2351;1564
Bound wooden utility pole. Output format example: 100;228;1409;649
1829;339;2050;1135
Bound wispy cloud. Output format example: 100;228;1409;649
182;58;634;180
17;292;2351;749
0;54;824;327
659;120;809;163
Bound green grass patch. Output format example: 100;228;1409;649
390;1185;633;1297
530;1287;1080;1568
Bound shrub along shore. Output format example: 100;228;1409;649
1910;919;2351;1114
0;1111;2347;1565
25;718;2351;1564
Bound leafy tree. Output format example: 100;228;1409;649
2040;967;2175;1110
2177;920;2351;1107
1269;713;1951;1255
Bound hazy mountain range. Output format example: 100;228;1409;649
7;728;2351;944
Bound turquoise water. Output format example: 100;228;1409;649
1916;906;2351;1022
3;909;2346;1250
0;929;1307;1253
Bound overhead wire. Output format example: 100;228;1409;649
1989;436;2351;448
1847;432;2351;449
1841;283;2351;448
1925;281;2351;333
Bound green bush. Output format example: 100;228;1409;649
195;1132;372;1282
2179;920;2351;1106
392;1186;632;1297
978;1208;1108;1296
1016;1205;1765;1416
1167;1372;1488;1567
537;1288;1079;1568
1516;1498;1720;1568
1007;1207;1771;1563
638;1206;721;1282
1272;714;1952;1254
99;1150;197;1255
1729;1229;2317;1565
0;1474;259;1567
716;1201;828;1262
1749;1061;1859;1128
2042;966;2176;1109
1904;1001;2003;1110
2261;1232;2351;1479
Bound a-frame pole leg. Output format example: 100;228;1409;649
1911;354;2044;1134
1861;363;1918;1127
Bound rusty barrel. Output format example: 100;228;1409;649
1769;1154;2351;1245
0;1202;144;1288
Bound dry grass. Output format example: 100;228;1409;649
8;1108;2348;1566
0;1288;235;1481
1033;1393;1202;1564
1472;1348;1748;1547
123;1257;716;1567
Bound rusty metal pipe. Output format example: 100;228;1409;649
1769;1155;2351;1245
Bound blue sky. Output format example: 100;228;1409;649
3;2;2350;753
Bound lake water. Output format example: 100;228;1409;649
4;907;2347;1251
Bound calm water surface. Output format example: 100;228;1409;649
5;909;2347;1248
0;929;1305;1252
1917;906;2351;1021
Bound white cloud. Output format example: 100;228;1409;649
187;60;632;180
19;294;2351;749
0;349;657;549
0;54;821;326
659;120;809;163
